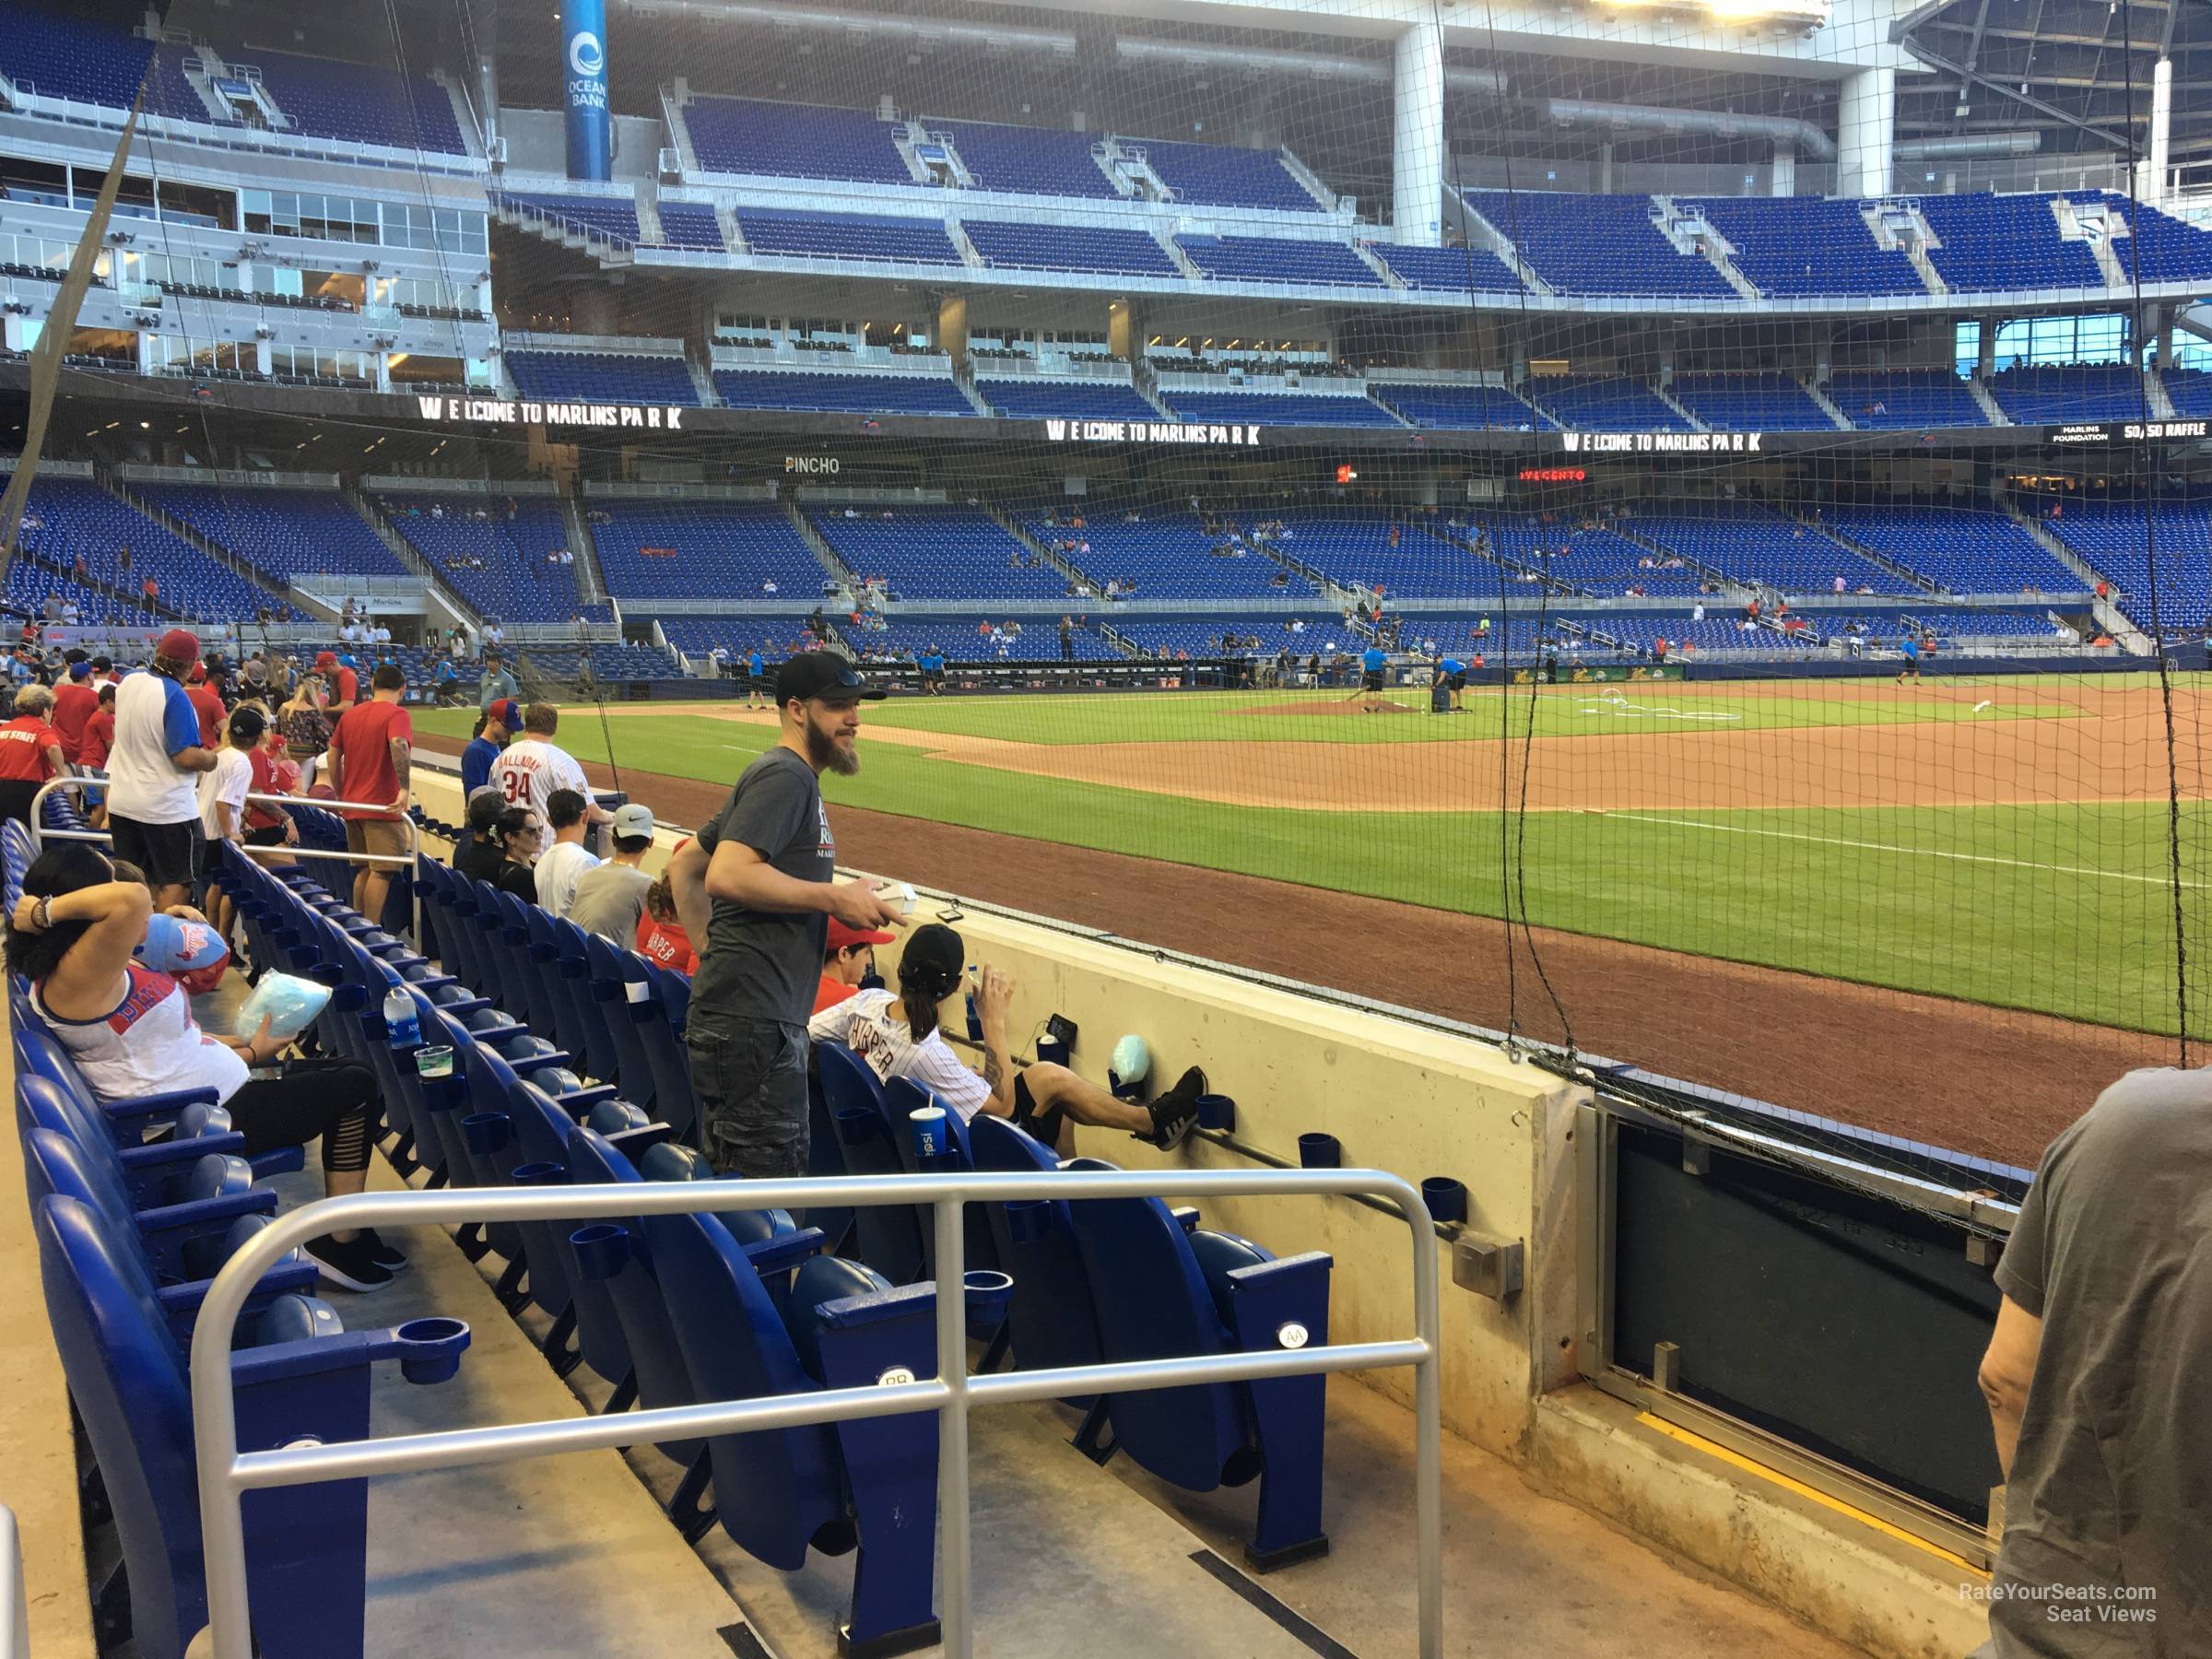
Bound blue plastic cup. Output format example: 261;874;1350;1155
910;1105;948;1160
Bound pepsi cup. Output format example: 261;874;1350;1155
910;1105;949;1160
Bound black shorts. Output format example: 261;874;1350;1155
1444;673;1467;692
244;823;290;848
1361;670;1385;692
1009;1072;1066;1149
110;815;204;890
0;778;41;825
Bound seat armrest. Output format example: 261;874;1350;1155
135;1187;280;1235
1222;1251;1334;1352
118;1130;248;1170
100;1086;225;1125
738;1225;827;1275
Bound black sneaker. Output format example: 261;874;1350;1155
1145;1066;1207;1153
306;1234;394;1292
358;1228;410;1273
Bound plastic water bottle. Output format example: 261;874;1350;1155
964;965;983;1041
383;985;421;1050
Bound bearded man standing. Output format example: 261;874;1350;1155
668;652;907;1178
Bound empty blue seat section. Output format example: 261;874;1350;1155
1685;196;1920;297
653;202;724;250
927;117;1115;198
653;617;821;659
863;617;1117;661
137;484;405;584
2045;502;2212;635
737;210;962;266
1161;389;1398;428
713;369;974;417
0;3;155;106
1027;512;1317;599
593;500;829;601
1823;508;2086;594
807;507;1063;600
1989;365;2148;424
1371;382;1550;430
1916;194;2104;292
1824;370;1989;429
1470;518;1702;596
2104;196;2212;283
507;351;701;406
1177;235;1382;288
1134;135;1316;211
978;377;1159;419
1364;242;1524;293
1629;506;1918;594
1465;191;1735;299
962;219;1177;276
0;472;263;623
1668;373;1836;431
377;493;587;621
497;192;640;244
1525;376;1689;432
219;41;466;152
686;95;911;182
1258;512;1487;599
2166;369;2212;417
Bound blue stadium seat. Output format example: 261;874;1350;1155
639;1205;943;1651
1177;235;1383;288
1061;1157;1332;1566
1667;373;1838;431
1465;191;1735;299
1160;389;1401;429
494;191;640;247
1915;193;2105;293
976;375;1161;419
506;350;701;406
927;117;1118;198
1364;242;1524;294
1369;383;1550;431
653;200;725;251
737;209;963;266
1523;376;1689;432
34;1192;468;1659
1824;371;1990;429
808;505;1066;600
1134;135;1321;212
1988;365;2151;424
714;367;976;417
377;492;589;623
686;95;912;183
962;219;1178;276
593;498;830;602
1684;196;1923;298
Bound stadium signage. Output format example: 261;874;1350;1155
785;454;841;474
1044;419;1263;447
1561;431;1763;453
415;395;686;429
2052;418;2208;445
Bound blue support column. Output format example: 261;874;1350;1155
564;0;612;182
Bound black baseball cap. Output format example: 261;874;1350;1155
775;650;885;705
898;922;966;999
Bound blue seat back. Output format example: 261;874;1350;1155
815;1041;923;1283
636;963;699;1141
966;1115;1105;1378
553;918;621;1083
582;932;659;1115
1059;1158;1246;1490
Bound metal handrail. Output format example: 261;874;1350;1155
27;782;423;942
189;1168;1443;1658
0;1504;25;1659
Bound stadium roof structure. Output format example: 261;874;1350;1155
1895;0;2212;174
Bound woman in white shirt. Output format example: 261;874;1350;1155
7;841;402;1291
806;922;1205;1156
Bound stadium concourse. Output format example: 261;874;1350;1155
8;0;2212;1653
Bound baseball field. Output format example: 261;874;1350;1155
416;672;2209;1162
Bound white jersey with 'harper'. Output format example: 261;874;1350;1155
806;988;990;1121
491;737;589;825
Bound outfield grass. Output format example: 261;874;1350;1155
416;695;2206;1035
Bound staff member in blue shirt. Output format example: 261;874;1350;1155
747;648;767;709
919;648;946;697
1359;642;1389;714
1437;654;1468;713
463;698;520;799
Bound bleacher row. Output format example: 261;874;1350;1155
493;352;2188;433
7;782;1329;1655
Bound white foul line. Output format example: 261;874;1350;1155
1588;809;2210;890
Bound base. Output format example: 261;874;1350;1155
1242;1533;1330;1574
838;1616;943;1658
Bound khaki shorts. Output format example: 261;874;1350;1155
345;817;409;859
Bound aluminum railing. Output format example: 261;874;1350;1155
190;1168;1442;1658
27;782;422;943
0;1504;25;1659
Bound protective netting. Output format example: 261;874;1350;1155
2;0;2207;1194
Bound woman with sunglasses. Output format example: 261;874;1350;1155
6;841;405;1291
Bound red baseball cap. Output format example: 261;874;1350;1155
314;651;339;670
486;697;522;728
826;917;894;952
157;629;200;666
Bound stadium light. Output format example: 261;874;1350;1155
1593;0;1830;23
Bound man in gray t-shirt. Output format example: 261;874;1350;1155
667;652;905;1179
1973;1068;2212;1655
566;801;657;946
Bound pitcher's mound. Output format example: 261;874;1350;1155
1240;698;1420;718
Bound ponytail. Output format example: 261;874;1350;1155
900;985;941;1042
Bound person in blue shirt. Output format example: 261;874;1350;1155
1437;654;1468;713
1898;634;1922;685
747;648;767;709
1359;643;1389;713
920;648;946;697
463;698;519;799
432;656;463;706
